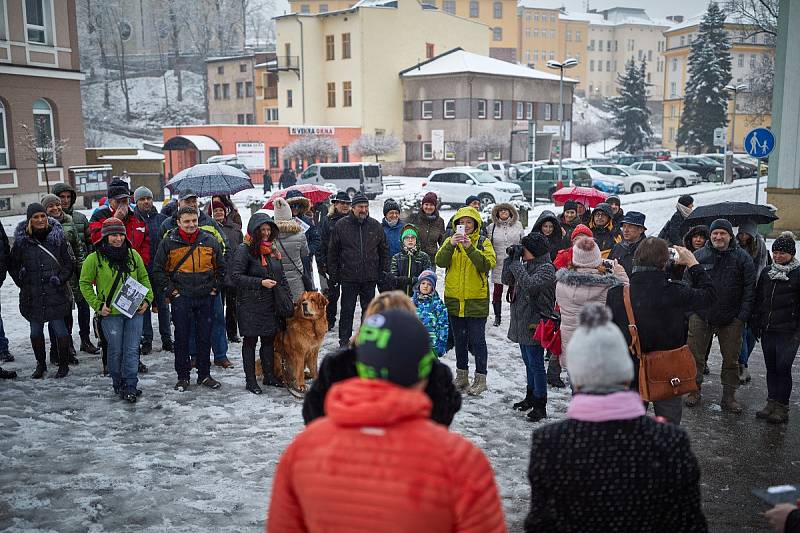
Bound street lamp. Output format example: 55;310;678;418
547;58;578;184
724;83;749;152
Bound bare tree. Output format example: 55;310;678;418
724;0;778;38
17;122;68;193
466;132;508;163
167;0;184;102
572;120;602;158
283;136;339;161
352;133;401;162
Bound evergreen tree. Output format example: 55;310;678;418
610;59;652;153
676;2;732;153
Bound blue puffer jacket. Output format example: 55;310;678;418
413;290;449;356
382;218;404;258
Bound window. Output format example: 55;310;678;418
217;66;224;75
493;1;502;18
647;50;652;61
237;114;246;125
285;42;291;57
222;84;230;99
246;81;253;97
566;30;571;41
213;84;221;100
469;0;478;17
25;0;51;44
422;142;433;160
606;60;611;71
236;82;244;98
426;43;435;59
300;4;310;13
671;105;676;118
544;103;552;120
319;3;328;11
33;98;55;165
534;13;538;21
240;63;247;72
524;28;530;38
672;58;677;72
342;33;351;59
287;89;293;108
750;54;756;67
516;102;524;120
680;36;685;47
421;100;432;119
526;102;533;120
493;27;502;41
325;35;334;60
738;53;744;67
550;14;555;22
589;60;594;71
549;51;554;60
327;82;336;107
598;40;603;51
0;101;8;168
493;100;502;119
669;127;675;142
265;108;279;122
268;147;280;168
341;146;350;162
597;61;602;72
576;31;581;42
246;113;255;124
670;82;677;98
533;49;538;61
443;99;455;119
444;143;456;161
343;81;352;107
647;72;651;83
443;0;455;14
477;99;486;119
589;39;595;50
534;28;539;38
550;30;556;39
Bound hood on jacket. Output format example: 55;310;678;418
532;210;562;235
324;377;432;428
490;203;519;226
52;182;76;208
555;267;624;288
683;225;710;250
451;206;483;234
247;212;279;241
737;221;759;239
14;216;66;247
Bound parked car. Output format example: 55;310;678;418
616;154;654;166
590;164;666;193
296;163;383;199
513;164;594;202
422;167;524;208
734;153;768;176
701;153;755;179
671;156;723;181
640;148;672;161
590;171;626;195
206;154;251;177
475;161;518;181
629;161;702;188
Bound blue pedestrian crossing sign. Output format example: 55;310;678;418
744;128;775;159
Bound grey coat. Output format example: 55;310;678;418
501;254;556;345
275;219;309;302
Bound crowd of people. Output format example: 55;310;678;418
0;178;798;532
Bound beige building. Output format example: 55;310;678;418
272;0;490;171
0;0;86;214
255;62;280;124
661;14;773;152
207;52;274;124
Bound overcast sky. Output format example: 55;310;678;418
557;0;714;20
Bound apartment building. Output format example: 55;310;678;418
207;51;274;124
661;14;774;152
255;62;280;125
273;0;489;172
0;0;86;214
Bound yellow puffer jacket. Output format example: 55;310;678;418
435;207;497;318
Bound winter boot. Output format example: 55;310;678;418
767;402;789;424
513;388;534;411
756;399;777;420
527;396;547;422
685;388;702;407
54;337;71;378
0;367;17;379
454;368;469;391
30;337;47;379
48;343;58;365
242;343;263;395
547;357;566;388
260;343;283;387
80;335;100;354
67;339;79;365
738;364;751;384
492;301;502;327
721;386;743;413
467;373;488;396
161;339;174;352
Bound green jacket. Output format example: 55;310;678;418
435;206;496;318
79;248;153;316
56;213;85;302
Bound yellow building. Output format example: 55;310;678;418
272;0;490;171
662;15;774;152
287;0;516;61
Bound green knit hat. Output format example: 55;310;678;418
401;226;418;240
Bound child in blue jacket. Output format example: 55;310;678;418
412;270;449;357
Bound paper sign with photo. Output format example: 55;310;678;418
112;276;149;318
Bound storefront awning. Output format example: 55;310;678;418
162;135;221;152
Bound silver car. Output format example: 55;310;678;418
629;161;701;188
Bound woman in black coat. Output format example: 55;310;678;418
751;232;800;424
302;290;462;427
529;210;568;260
229;213;291;394
10;204;75;379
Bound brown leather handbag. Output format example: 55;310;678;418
622;286;698;402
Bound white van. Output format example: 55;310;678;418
297;163;383;199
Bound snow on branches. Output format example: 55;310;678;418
282;136;338;161
609;59;652;154
352;133;401;162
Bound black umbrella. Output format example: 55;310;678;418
685;201;778;227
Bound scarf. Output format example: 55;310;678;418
385;218;400;228
31;226;51;242
677;202;693;219
567;390;646;422
99;241;132;274
767;257;800;281
178;228;199;243
259;239;274;266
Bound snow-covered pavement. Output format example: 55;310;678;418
0;177;783;532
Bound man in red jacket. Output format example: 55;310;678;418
267;309;507;533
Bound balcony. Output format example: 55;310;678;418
263;86;278;99
266;56;300;72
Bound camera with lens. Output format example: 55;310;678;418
506;244;524;259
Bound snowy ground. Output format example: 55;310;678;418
0;177;787;532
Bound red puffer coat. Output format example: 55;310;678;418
267;378;507;533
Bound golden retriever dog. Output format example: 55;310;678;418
266;291;328;392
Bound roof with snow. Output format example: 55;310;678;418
558;7;668;28
97;150;164;161
517;0;566;10
666;12;749;32
400;48;576;83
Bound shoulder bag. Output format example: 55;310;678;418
276;238;316;291
623;285;698;402
268;258;295;319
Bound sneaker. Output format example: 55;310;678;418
214;358;234;369
140;342;152;355
174;380;190;392
0;351;14;363
198;376;221;389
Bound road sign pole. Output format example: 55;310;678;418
528;120;536;204
756;159;761;204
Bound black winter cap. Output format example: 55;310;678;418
773;231;796;256
709;218;734;237
563;200;578;212
355;309;435;387
383;198;401;216
107;178;131;200
522;232;550;258
351;192;369;206
465;195;480;206
26;203;46;220
678;195;694;207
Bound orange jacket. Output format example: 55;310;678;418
267;378;507;533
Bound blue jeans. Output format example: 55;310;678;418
172;295;213;381
451;316;488;375
188;294;227;361
738;325;757;366
520;343;547;398
30;319;68;339
101;314;143;393
0;300;8;352
142;286;172;345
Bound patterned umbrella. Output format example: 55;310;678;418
166;163;253;197
263;184;334;210
551;186;609;208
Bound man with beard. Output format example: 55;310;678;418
609;212;647;275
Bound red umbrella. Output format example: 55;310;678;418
551;186;608;208
263;184;333;210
